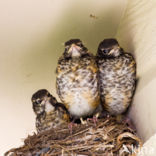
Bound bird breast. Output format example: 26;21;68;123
56;56;99;118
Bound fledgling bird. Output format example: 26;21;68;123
56;39;100;123
96;38;136;115
31;89;70;133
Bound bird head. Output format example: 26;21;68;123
31;89;55;115
63;39;88;58
97;38;122;58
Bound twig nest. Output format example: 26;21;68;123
5;117;142;156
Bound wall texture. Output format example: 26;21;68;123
0;0;127;154
116;0;156;142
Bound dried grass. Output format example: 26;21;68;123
5;116;142;156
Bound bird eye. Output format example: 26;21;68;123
102;49;109;53
47;93;51;97
36;99;42;104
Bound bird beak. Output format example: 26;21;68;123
109;46;120;55
68;44;81;57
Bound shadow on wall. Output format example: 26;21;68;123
116;0;156;142
20;2;125;98
116;0;156;95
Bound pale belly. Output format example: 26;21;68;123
68;92;95;118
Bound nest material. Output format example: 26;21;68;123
5;117;142;156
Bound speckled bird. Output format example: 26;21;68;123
96;38;136;115
31;89;70;133
56;39;100;123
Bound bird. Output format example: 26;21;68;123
56;39;100;124
31;89;70;133
96;38;136;115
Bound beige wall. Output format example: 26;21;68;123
116;0;156;142
0;0;127;154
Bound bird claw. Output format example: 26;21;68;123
68;122;77;134
87;115;98;126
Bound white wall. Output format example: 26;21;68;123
0;0;127;154
116;0;156;142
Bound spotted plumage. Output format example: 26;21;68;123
31;89;70;133
56;39;100;121
96;38;136;115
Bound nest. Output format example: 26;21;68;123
5;116;142;156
